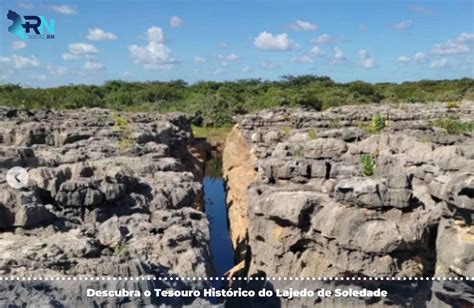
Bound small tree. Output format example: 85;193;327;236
360;154;376;176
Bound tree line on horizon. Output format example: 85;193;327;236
0;75;473;127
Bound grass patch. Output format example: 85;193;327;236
307;129;317;140
96;115;109;125
112;113;133;150
445;101;459;109
329;118;342;129
360;112;388;134
292;144;304;158
433;117;474;135
113;241;127;257
281;126;292;139
205;156;223;179
192;125;232;144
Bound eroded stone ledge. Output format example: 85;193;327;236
224;101;474;306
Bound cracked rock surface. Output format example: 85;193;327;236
223;102;474;306
0;107;212;307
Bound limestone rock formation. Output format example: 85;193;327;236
0;107;213;306
224;101;474;306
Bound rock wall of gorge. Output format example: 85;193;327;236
0;107;213;307
224;101;474;306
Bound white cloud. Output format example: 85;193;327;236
430;32;474;55
210;68;224;75
309;46;325;57
290;46;324;64
241;66;254;73
146;63;174;70
358;24;367;32
18;2;33;9
129;26;176;70
254;32;299;51
291;55;314;64
147;26;164;42
397;52;428;64
63;43;98;60
358;50;377;68
331;47;346;64
290;20;318;31
51;4;77;15
169;16;183;28
0;54;40;69
398;56;411;63
31;74;47;81
226;53;239;61
11;41;26;50
0;57;11;64
129;42;176;70
391;20;413;31
83;61;104;72
68;43;99;55
12;55;40;69
429;58;448;68
410;5;432;14
432;42;469;55
457;32;474;44
261;61;280;70
195;56;206;63
47;63;68;75
311;33;341;44
414;52;427;63
86;28;117;41
62;53;80;60
218;53;239;61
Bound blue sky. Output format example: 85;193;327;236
0;0;473;87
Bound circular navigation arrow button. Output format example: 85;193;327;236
6;166;29;189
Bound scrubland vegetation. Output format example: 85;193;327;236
0;75;472;127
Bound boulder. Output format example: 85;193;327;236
14;203;56;228
98;216;126;248
435;219;474;277
304;138;347;159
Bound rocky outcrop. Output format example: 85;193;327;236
223;126;257;256
224;101;474;305
0;107;213;306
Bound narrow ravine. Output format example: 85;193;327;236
203;156;235;278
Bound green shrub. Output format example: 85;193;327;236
362;113;387;134
112;113;133;149
418;134;431;143
329;118;342;129
0;77;472;127
113;241;127;256
445;101;459;109
433;117;474;135
292;144;304;157
281;126;292;139
307;129;317;140
97;115;108;125
360;154;376;176
349;81;376;96
191;125;232;144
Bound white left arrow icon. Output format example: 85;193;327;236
6;167;29;189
